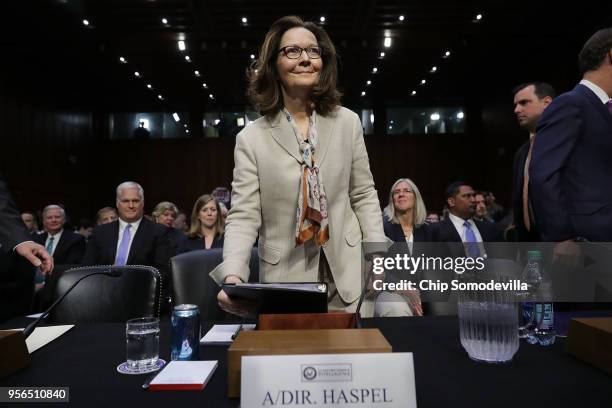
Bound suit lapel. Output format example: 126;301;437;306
576;84;612;126
314;112;334;165
127;219;147;264
268;111;302;163
54;232;67;259
109;221;120;263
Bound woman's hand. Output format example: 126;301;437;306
217;275;258;318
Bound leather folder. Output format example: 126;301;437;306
222;282;328;314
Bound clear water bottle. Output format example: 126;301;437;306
519;251;542;344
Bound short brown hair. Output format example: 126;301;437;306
187;194;224;238
246;15;342;117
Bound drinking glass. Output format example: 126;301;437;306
126;317;160;371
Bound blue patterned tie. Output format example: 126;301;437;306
115;224;132;266
463;221;480;258
45;236;54;254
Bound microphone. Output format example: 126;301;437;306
23;268;122;338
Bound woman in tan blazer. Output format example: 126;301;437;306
212;15;387;315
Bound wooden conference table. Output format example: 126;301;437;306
1;316;610;407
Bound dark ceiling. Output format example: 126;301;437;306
2;0;611;112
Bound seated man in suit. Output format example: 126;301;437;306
82;181;172;309
34;205;86;265
429;182;505;258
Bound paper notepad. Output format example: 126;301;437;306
200;324;256;345
19;325;74;353
149;360;218;391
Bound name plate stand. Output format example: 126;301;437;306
241;353;417;408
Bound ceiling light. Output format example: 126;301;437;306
366;80;372;85
241;17;247;24
420;79;426;85
430;113;440;121
185;129;190;134
444;50;451;58
134;71;141;78
184;55;191;62
411;90;417;96
202;83;208;88
320;16;326;23
361;91;366;96
399;15;405;21
372;67;378;73
476;13;483;21
456;111;465;119
431;66;437;73
119;57;127;63
172;113;180;122
183;124;188;128
157;94;163;100
384;37;392;48
82;19;90;26
146;84;152;89
194;70;200;77
161;18;168;25
250;54;255;59
178;40;186;51
209;94;214;99
380;52;385;57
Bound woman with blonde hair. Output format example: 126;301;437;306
177;195;224;254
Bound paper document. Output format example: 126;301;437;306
149;360;218;391
24;325;74;353
200;324;256;345
26;313;44;319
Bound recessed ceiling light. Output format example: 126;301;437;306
456;111;465;119
361;91;366;96
372;67;378;73
185;129;190;133
241;17;247;24
194;70;200;77
380;52;385;57
202;83;208;88
184;55;191;62
444;50;451;58
183;124;188;128
178;40;186;51
157;94;163;100
172;113;180;122
161;18;168;25
430;113;440;121
366;80;372;85
384;37;392;48
420;79;426;85
250;54;255;59
431;66;437;72
320;16;326;23
476;13;483;21
209;94;214;99
411;90;417;96
146;84;152;89
399;15;405;21
119;57;127;63
82;19;90;26
134;71;141;77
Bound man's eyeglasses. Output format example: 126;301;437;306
278;45;323;59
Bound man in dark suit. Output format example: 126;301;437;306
1;177;53;321
82;182;172;305
429;182;505;258
511;82;556;242
530;28;612;249
34;205;85;265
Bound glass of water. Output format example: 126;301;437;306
458;275;519;363
126;317;160;372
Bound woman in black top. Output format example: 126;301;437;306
177;194;224;254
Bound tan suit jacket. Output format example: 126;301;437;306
210;106;387;303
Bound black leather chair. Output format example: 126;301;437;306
50;265;161;324
170;248;259;321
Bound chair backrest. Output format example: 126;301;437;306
50;265;161;324
170;248;259;321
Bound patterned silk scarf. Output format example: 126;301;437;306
283;108;330;246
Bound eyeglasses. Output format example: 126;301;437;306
278;45;323;59
393;188;414;196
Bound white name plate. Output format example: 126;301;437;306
241;353;417;407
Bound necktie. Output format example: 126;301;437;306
463;221;480;258
115;224;132;266
522;136;535;231
46;236;55;255
606;100;612;115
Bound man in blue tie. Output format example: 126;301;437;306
429;182;505;258
82;182;173;308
